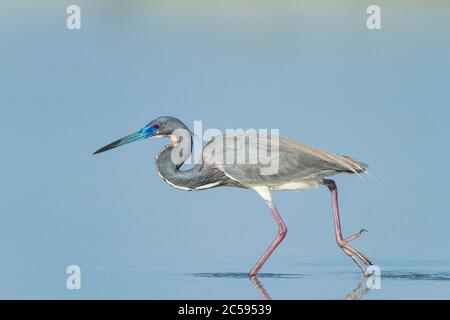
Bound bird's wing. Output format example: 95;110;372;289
202;133;367;186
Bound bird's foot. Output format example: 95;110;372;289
338;233;373;276
344;228;368;243
339;243;373;276
340;228;372;266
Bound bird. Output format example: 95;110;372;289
94;116;373;276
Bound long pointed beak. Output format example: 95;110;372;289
93;126;157;155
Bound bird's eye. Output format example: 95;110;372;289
153;124;160;129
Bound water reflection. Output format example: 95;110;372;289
382;271;450;281
344;276;371;300
192;272;307;279
250;276;271;300
191;272;373;300
250;275;373;300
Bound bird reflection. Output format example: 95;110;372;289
344;276;371;300
250;276;271;300
249;275;373;300
192;272;375;300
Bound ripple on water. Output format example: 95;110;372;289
190;272;309;279
382;271;450;281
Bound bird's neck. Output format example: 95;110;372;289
156;132;207;191
155;145;190;190
155;132;223;191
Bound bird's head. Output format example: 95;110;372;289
93;116;190;155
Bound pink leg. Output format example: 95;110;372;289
322;179;373;275
249;201;287;276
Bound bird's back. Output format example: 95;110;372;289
202;133;367;189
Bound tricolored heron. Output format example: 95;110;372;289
94;116;373;276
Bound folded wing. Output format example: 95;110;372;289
202;133;368;186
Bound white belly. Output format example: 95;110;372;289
269;179;320;191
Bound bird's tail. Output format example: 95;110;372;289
341;156;369;173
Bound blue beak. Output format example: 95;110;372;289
93;126;158;155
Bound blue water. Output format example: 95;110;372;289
2;251;449;299
1;1;450;299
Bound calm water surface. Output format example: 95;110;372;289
1;1;450;299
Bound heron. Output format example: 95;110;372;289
94;116;373;276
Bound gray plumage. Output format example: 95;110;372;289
149;118;367;191
202;133;367;188
94;116;368;191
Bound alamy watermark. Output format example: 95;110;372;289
66;265;81;290
66;5;81;30
366;265;382;290
366;5;381;30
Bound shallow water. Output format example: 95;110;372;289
0;248;449;299
1;0;450;299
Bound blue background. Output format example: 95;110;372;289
0;0;449;298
